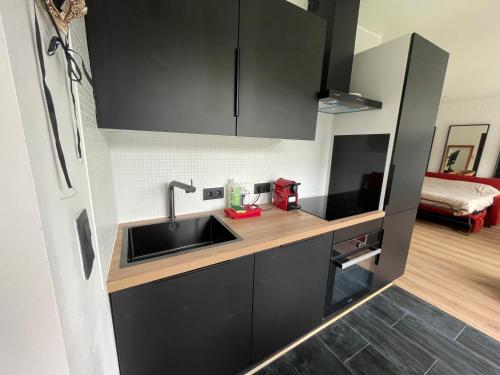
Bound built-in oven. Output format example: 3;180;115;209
324;230;382;318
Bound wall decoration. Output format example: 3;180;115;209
440;145;474;174
439;124;490;174
40;0;87;35
494;151;500;178
34;0;93;190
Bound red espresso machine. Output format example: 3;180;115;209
273;178;301;211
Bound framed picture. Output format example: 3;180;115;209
439;124;490;174
440;145;474;173
494;151;500;178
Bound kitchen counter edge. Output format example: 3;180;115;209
107;207;385;293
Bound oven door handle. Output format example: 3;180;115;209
333;248;382;270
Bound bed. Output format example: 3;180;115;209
418;172;500;232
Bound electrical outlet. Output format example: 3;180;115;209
203;187;224;200
254;182;271;194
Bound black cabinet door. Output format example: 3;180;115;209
252;234;332;362
373;209;417;290
384;34;449;215
332;218;383;244
238;0;326;140
86;0;238;135
110;256;254;375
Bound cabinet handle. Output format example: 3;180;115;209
334;248;382;270
279;233;331;248
384;163;396;208
234;47;240;118
152;260;233;284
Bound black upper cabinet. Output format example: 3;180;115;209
86;0;239;135
86;0;326;139
384;34;449;215
110;256;254;375
238;0;326;140
252;234;332;362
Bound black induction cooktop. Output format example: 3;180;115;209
300;191;381;221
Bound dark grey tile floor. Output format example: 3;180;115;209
258;286;500;375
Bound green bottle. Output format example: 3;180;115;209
228;180;242;208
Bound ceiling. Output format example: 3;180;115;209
357;0;500;102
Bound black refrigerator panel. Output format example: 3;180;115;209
86;0;239;135
385;34;449;215
238;0;326;140
373;209;417;290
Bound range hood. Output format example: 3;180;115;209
318;90;382;114
309;0;382;114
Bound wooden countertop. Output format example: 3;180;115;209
107;206;385;293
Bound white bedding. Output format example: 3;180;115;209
420;177;500;216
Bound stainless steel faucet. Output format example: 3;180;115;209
168;180;196;220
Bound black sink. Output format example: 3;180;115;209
124;215;239;264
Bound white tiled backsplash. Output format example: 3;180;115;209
106;114;334;222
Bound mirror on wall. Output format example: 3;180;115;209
495;152;500;178
439;124;490;176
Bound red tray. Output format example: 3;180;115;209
224;206;262;219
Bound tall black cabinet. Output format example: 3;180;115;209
375;34;449;288
384;34;449;216
377;209;417;287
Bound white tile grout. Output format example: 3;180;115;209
391;312;409;327
343;343;370;364
104;119;334;223
453;324;467;341
424;359;439;375
316;333;354;365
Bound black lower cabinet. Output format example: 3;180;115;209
373;209;418;290
110;256;254;375
251;234;333;363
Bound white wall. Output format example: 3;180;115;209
355;25;382;54
332;35;412;209
0;1;119;374
72;18;118;284
107;114;333;222
0;11;69;375
286;0;308;9
428;97;500;177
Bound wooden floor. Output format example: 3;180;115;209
396;219;500;341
